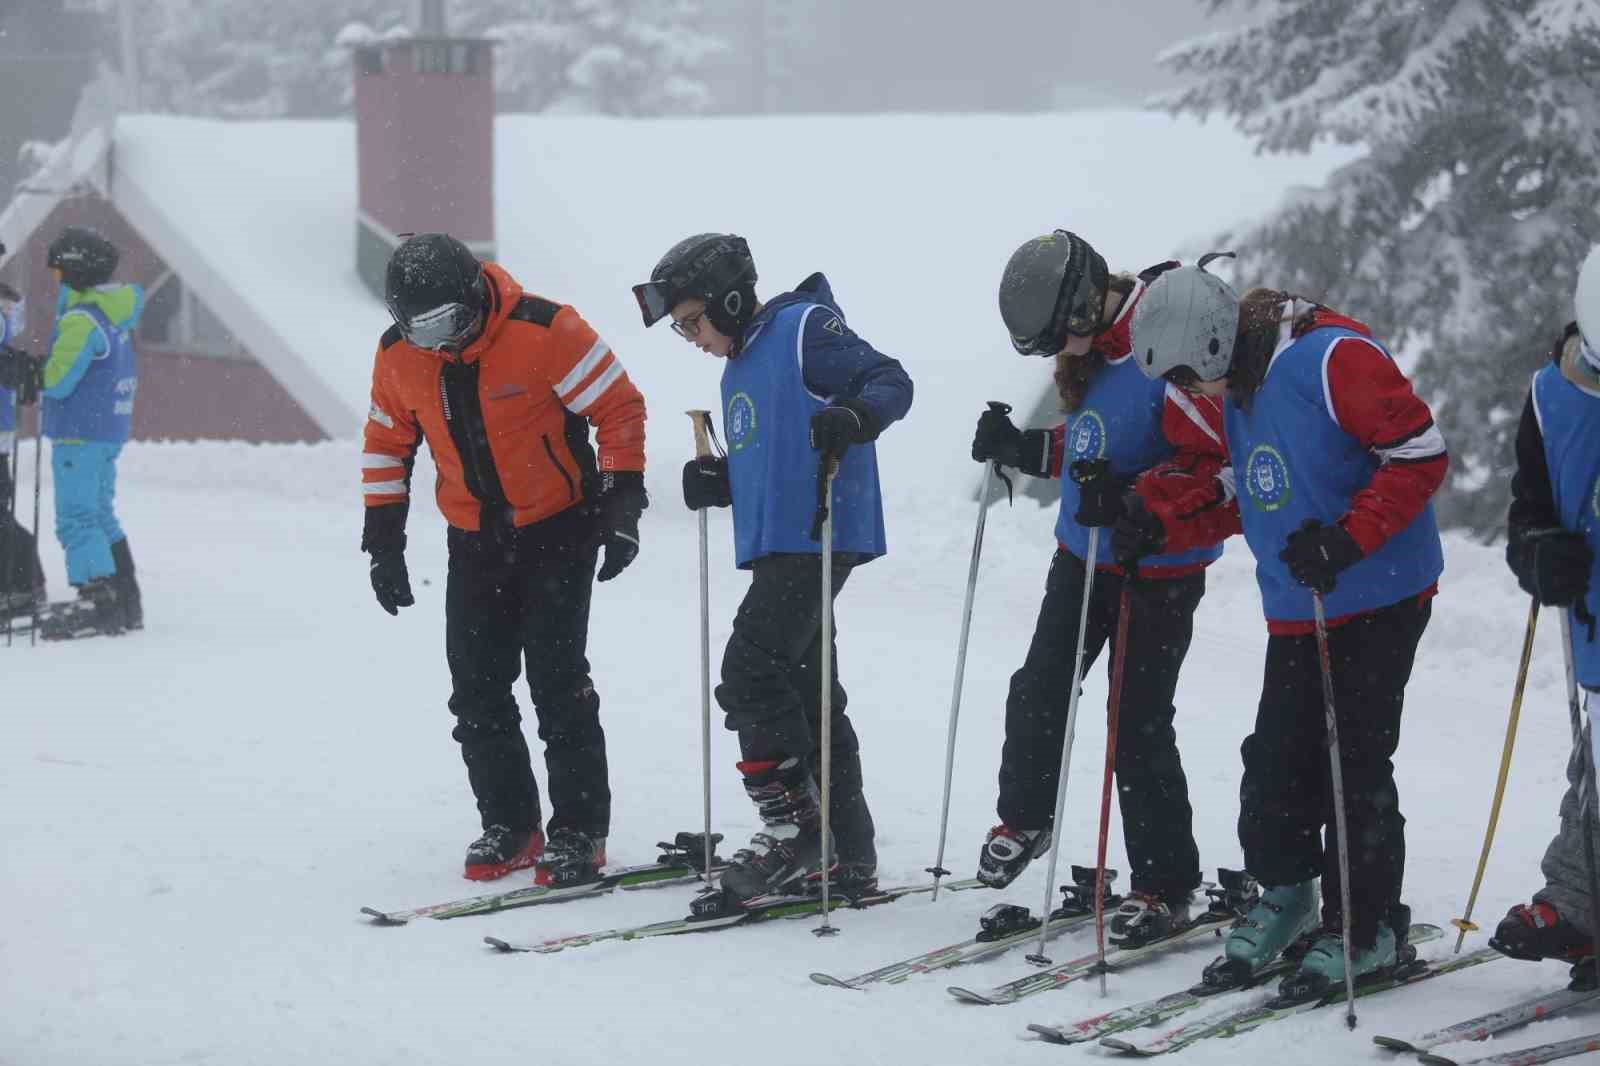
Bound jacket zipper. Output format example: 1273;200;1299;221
542;434;576;501
440;364;500;508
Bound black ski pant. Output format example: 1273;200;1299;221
0;452;42;599
444;504;609;837
998;547;1205;901
715;552;875;866
1238;595;1430;950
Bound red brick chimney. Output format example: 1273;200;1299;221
351;1;495;298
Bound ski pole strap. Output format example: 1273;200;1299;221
992;461;1014;505
809;456;838;541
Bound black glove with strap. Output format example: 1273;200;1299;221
368;551;414;616
593;470;648;582
1070;458;1125;528
971;405;1052;477
682;457;731;511
1279;518;1364;595
0;347;42;406
809;398;879;462
1113;492;1167;569
1508;525;1594;608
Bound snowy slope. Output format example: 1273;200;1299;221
1;439;1592;1066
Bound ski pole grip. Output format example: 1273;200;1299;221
686;409;714;459
987;400;1012;417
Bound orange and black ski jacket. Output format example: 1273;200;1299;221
361;262;646;547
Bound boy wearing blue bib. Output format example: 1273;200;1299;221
0;281;45;619
36;227;144;640
1131;262;1447;996
972;231;1229;947
635;234;912;908
1494;244;1600;965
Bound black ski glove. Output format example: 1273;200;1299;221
971;406;1052;477
1279;518;1364;595
1113;493;1167;569
1071;459;1125;528
682;457;731;511
368;551;414;615
809;398;879;462
1507;525;1594;608
0;347;41;406
593;470;647;582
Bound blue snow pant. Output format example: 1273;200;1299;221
52;441;124;586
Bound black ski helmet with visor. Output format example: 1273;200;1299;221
384;233;487;354
633;233;758;339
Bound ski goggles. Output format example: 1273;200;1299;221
392;300;482;353
1006;232;1107;356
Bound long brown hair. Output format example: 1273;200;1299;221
1054;273;1138;412
1226;288;1319;411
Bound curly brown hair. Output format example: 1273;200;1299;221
1053;274;1137;412
1226;288;1320;411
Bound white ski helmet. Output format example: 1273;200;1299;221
1576;244;1600;352
1129;256;1241;385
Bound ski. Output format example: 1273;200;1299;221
1026;921;1439;1045
946;870;1260;1006
1102;941;1501;1056
361;832;725;925
485;876;988;954
1418;1031;1600;1066
1375;986;1600;1055
809;865;1119;990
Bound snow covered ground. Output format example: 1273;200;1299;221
2;438;1594;1066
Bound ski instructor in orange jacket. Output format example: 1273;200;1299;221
360;233;648;885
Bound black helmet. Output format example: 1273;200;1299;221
633;233;758;337
47;226;119;291
998;229;1110;356
384;233;486;352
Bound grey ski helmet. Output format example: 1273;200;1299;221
998;229;1110;356
47;226;119;291
1577;244;1600;359
1129;253;1241;386
633;233;758;337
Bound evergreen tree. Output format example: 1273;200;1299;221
1160;0;1600;533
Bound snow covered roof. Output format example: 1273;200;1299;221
19;109;1359;450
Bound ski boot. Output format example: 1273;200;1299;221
1110;890;1194;949
39;577;125;641
535;828;607;887
708;757;832;909
1208;877;1318;986
1490;901;1596;962
111;538;143;631
1277;912;1408;1003
463;824;544;882
976;824;1050;888
0;581;44;622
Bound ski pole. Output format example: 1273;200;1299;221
1559;610;1600;955
2;389;17;647
928;400;1012;901
1451;597;1539;952
1312;590;1358;1029
28;397;41;645
815;459;840;937
1092;579;1133;995
1027;525;1102;967
686;410;721;886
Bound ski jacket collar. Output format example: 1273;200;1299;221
450;261;524;366
740;272;842;346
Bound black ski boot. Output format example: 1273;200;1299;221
110;538;142;630
0;581;44;622
535;828;607;887
976;824;1050;888
39;577;124;641
1109;890;1194;949
463;824;544;882
1491;901;1596;962
715;757;832;906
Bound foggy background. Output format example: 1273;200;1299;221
0;0;1232;206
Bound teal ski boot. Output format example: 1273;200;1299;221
1205;879;1319;987
1276;921;1402;1003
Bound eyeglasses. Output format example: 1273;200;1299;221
671;310;706;340
392;301;481;352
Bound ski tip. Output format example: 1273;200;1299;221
1371;1036;1416;1052
808;973;859;989
360;907;406;926
483;936;518;952
1097;1036;1139;1053
947;986;1000;1005
1026;1024;1067;1043
1415;1055;1456;1066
